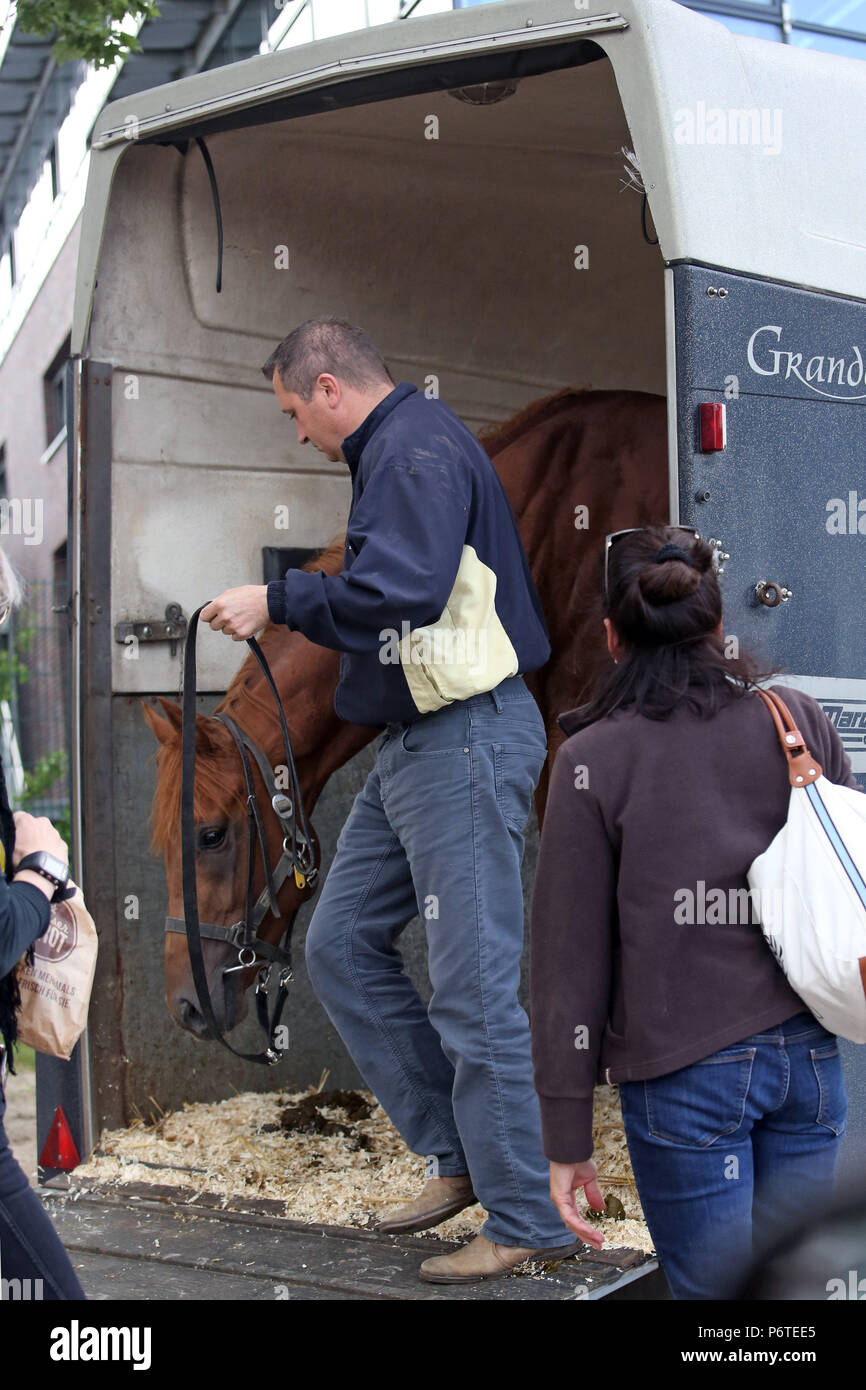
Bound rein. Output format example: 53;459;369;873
164;605;320;1064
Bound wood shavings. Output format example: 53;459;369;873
71;1083;654;1255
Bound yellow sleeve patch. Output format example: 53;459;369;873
398;543;519;714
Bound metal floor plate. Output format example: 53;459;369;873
41;1185;667;1302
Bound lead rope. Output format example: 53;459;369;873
246;636;318;889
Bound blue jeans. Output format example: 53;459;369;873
0;1090;86;1299
305;675;574;1248
618;1010;848;1299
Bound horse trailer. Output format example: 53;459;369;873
39;0;866;1283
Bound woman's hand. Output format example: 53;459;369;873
11;811;69;867
549;1159;607;1250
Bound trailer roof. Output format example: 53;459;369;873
73;0;866;351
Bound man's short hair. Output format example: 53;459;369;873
262;318;394;400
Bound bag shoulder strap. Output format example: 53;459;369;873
753;686;822;787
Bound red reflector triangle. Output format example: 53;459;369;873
39;1106;81;1170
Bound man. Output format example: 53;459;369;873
203;318;597;1282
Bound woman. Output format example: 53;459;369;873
529;524;858;1300
0;548;86;1299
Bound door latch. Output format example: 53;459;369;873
115;602;188;656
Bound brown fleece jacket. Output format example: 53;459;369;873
529;682;862;1162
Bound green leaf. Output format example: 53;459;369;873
0;616;36;703
11;0;161;68
20;748;68;802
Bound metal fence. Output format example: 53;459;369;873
0;578;70;841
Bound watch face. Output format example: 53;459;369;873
25;852;68;881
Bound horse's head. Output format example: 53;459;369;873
141;694;318;1040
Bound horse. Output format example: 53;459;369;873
143;387;668;1039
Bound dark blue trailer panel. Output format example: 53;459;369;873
673;260;866;1176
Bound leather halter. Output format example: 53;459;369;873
164;604;320;1064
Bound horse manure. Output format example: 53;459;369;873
279;1088;374;1139
604;1193;626;1220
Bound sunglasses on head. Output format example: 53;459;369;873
602;526;702;605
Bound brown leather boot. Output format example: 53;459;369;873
418;1233;583;1283
376;1175;478;1235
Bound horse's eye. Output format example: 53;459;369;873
199;826;226;851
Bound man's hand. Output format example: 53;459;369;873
549;1159;607;1251
201;586;271;641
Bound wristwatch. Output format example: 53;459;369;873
16;850;71;902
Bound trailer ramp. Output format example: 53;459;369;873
41;1181;664;1302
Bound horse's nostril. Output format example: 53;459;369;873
179;997;208;1036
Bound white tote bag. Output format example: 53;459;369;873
747;687;866;1044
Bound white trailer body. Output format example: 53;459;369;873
44;0;865;1185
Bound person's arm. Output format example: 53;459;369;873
266;453;469;653
0;872;53;980
529;741;618;1164
0;810;68;979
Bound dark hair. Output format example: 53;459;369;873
262;317;395;400
567;523;782;730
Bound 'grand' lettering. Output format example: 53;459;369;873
746;325;866;400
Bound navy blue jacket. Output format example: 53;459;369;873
266;382;551;725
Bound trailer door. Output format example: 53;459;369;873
671;260;866;1176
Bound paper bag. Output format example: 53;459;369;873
16;884;98;1060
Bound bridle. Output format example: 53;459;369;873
165;604;320;1064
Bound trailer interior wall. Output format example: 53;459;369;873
90;54;664;695
82;54;667;1122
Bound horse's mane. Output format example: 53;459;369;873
221;533;346;710
148;537;346;854
476;387;588;458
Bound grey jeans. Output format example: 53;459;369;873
304;675;573;1248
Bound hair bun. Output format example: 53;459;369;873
638;556;703;605
654;542;695;566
